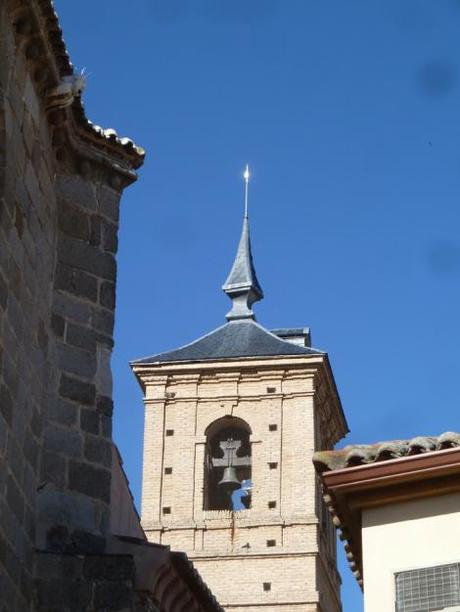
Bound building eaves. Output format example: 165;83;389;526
313;431;460;473
71;104;145;168
19;0;144;167
313;432;460;589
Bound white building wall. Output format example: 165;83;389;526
362;492;460;612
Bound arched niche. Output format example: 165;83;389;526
203;416;252;511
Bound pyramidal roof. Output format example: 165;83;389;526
133;320;322;365
132;167;323;366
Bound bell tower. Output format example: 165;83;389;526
132;168;348;611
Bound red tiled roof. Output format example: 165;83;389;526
313;431;460;473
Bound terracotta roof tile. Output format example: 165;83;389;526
313;431;460;473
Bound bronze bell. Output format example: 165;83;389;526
218;466;241;492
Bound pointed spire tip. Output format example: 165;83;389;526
222;165;263;321
243;165;250;218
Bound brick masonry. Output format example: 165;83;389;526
134;354;348;612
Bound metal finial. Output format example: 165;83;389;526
243;164;250;218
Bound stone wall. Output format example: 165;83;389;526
34;551;140;611
36;170;123;553
0;0;143;609
0;3;58;606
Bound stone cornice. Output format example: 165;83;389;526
142;514;320;531
135;353;348;445
132;354;327;377
188;550;319;561
144;392;315;405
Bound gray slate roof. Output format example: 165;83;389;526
313;431;460;473
133;319;322;365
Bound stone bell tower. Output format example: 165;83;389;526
132;168;348;611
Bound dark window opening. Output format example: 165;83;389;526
268;462;278;470
263;582;271;592
268;501;276;509
267;386;276;394
164;467;172;474
204;417;252;511
269;424;277;432
166;429;174;436
266;539;276;547
162;507;171;514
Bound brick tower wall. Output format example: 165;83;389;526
135;356;346;612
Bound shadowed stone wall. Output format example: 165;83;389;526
0;1;142;608
0;4;58;606
36;172;123;553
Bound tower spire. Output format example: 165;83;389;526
222;165;264;321
244;164;249;218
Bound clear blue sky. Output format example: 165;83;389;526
55;2;460;609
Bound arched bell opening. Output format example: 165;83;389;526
203;417;252;511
